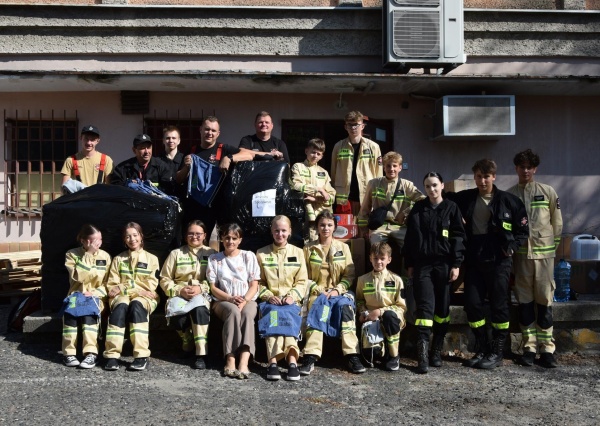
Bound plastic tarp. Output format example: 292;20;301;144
220;161;305;253
40;184;181;311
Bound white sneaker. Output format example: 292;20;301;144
79;353;98;369
63;355;80;367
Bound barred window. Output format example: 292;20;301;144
144;113;206;156
3;111;78;216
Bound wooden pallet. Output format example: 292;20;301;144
0;250;42;297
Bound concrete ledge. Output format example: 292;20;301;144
23;295;600;355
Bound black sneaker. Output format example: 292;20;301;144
104;358;120;371
347;354;366;374
63;355;80;367
78;353;97;369
129;357;149;371
299;355;316;376
287;363;301;381
193;356;206;370
385;355;400;371
517;351;535;367
266;363;281;381
539;353;558;368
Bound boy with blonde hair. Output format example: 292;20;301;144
356;242;406;371
291;138;336;242
358;151;425;249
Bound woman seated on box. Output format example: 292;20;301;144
256;215;308;381
206;223;260;379
160;220;216;370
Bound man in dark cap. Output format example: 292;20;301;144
111;134;175;194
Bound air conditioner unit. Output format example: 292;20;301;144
383;0;466;73
432;95;516;140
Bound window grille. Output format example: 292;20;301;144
3;110;78;219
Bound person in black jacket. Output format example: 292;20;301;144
404;172;466;374
448;159;528;370
110;134;176;195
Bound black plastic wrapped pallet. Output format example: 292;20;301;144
220;161;305;253
40;184;181;312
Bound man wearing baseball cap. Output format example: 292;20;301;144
111;134;175;194
61;125;114;187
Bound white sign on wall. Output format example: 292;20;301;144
252;189;276;217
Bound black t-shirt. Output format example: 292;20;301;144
192;143;240;165
239;134;290;164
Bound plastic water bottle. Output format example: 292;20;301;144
553;259;571;302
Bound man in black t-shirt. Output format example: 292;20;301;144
177;116;254;236
238;111;290;164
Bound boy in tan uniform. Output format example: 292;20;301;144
508;149;562;368
356;242;406;371
61;125;113;187
331;111;382;215
290;138;336;242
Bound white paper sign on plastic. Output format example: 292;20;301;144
252;189;276;217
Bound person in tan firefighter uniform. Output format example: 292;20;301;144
103;222;160;371
290;138;336;242
300;211;366;375
331;111;382;216
257;215;308;381
358;151;425;249
508;149;562;368
403;172;466;374
62;224;111;369
356;242;407;371
207;223;260;380
159;220;216;370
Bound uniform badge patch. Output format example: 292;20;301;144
534;195;545;201
317;172;325;177
363;149;372;155
96;260;106;266
521;217;528;226
556;198;561;209
384;281;395;287
334;251;343;257
288;257;297;262
137;262;148;269
377;156;382;166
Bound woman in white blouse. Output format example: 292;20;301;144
207;223;260;379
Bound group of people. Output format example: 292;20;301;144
59;110;563;378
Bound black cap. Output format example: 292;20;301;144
133;134;152;147
81;125;100;137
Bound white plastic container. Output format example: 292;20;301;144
570;234;600;260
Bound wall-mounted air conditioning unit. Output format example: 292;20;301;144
432;95;516;140
383;0;466;73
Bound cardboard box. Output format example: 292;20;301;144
569;260;600;294
334;213;354;225
444;177;476;193
333;224;358;240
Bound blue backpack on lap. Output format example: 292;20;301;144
306;293;355;338
59;292;101;318
258;302;302;338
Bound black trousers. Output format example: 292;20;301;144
414;260;451;340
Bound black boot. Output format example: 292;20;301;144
463;327;487;368
477;334;506;370
430;334;444;368
416;339;429;374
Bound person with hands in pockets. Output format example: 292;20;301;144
62;224;111;369
403;172;466;374
256;215;308;381
300;211;366;375
103;222;160;372
356;242;407;372
160;220;216;370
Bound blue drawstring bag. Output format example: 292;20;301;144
258;302;302;338
306;293;355;338
59;292;101;318
187;154;226;207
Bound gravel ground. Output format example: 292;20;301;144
1;302;600;425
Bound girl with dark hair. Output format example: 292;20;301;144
103;222;160;371
206;223;260;379
62;224;111;369
160;220;217;369
403;172;466;374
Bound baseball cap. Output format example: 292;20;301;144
81;125;100;136
133;134;152;147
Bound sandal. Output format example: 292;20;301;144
224;368;237;378
236;370;251;380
